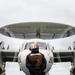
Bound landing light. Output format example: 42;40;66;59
18;57;21;63
49;57;54;63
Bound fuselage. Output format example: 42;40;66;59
18;39;54;75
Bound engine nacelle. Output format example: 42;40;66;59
18;50;53;75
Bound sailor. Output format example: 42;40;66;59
26;43;46;75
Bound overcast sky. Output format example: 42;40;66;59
0;0;75;75
0;0;75;27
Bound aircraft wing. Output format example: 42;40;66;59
0;50;19;74
0;50;19;62
53;50;75;63
0;49;75;62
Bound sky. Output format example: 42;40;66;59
0;0;75;75
0;0;75;27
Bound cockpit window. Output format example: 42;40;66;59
24;42;34;49
24;42;47;50
37;42;47;50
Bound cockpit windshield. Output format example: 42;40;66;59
37;42;47;49
24;42;34;49
25;42;47;50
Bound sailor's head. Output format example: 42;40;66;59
29;43;39;51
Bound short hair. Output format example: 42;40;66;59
29;43;39;50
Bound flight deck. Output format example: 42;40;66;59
5;62;71;75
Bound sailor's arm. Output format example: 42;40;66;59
26;56;35;73
41;54;46;71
